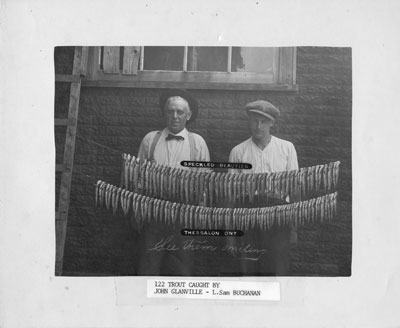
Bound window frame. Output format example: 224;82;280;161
83;46;298;91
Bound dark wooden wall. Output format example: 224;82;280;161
55;46;352;276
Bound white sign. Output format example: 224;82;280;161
147;279;280;301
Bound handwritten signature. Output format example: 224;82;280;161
221;243;266;261
148;235;267;261
148;235;179;252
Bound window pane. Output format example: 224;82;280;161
143;46;184;71
231;47;275;73
188;47;228;72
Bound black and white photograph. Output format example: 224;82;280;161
3;1;400;327
55;46;352;277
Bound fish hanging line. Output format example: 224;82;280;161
95;180;337;231
74;133;126;154
118;153;340;207
58;133;128;186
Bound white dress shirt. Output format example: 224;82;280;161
138;128;210;168
229;136;298;174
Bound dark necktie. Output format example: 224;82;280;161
166;134;184;141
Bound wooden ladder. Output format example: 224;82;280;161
55;47;88;275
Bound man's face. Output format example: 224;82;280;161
164;97;192;134
248;112;274;141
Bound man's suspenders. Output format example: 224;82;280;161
188;133;195;161
149;131;196;161
149;131;162;161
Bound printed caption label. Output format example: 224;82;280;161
147;279;280;301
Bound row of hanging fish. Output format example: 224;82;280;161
96;180;338;231
120;153;340;206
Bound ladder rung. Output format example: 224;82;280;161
55;118;77;126
55;74;81;82
56;164;69;172
56;211;67;221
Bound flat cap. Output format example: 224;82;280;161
159;89;198;124
245;100;280;121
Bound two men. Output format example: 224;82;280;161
136;89;298;275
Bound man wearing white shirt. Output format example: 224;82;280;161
228;100;299;275
138;89;210;166
229;100;298;174
136;89;210;275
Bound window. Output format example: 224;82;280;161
84;46;297;90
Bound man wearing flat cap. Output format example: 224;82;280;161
229;100;298;174
138;89;210;166
228;100;298;276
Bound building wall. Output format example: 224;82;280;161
55;46;352;276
